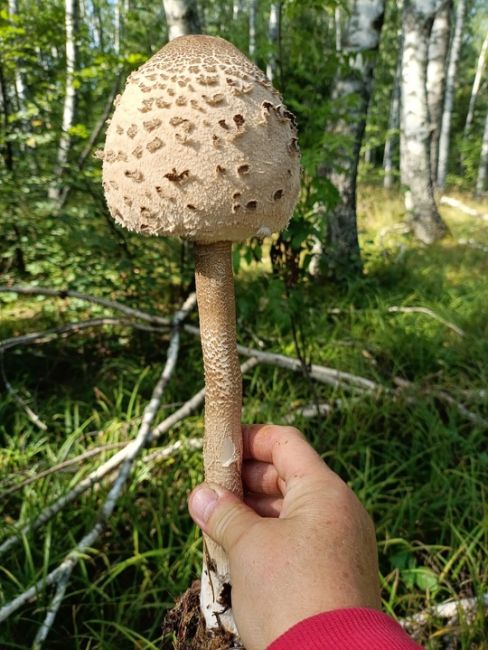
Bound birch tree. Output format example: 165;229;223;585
436;0;467;189
49;0;78;201
162;0;201;41
476;108;488;197
383;14;403;190
248;0;257;60
464;29;488;137
266;3;280;83
233;0;245;21
7;0;26;112
400;0;448;243
316;0;386;274
426;1;451;182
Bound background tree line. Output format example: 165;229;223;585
1;0;487;283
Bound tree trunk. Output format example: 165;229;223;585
232;0;245;21
334;7;342;53
436;0;467;189
248;0;257;61
426;1;451;182
162;0;201;41
383;31;402;189
7;0;26;112
266;3;280;83
49;0;78;201
316;0;386;277
114;0;121;55
0;60;14;172
464;30;488;137
400;0;448;243
476;108;488;197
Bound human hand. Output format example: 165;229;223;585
188;424;381;650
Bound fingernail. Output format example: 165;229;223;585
189;485;219;527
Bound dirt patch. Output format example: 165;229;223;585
161;580;245;649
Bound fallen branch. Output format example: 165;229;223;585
401;592;488;628
144;437;203;465
327;305;465;338
283;402;333;423
0;361;259;629
386;306;465;337
0;317;165;354
0;293;196;642
393;377;488;428
184;324;381;394
458;238;488;253
440;195;488;221
0;356;258;560
0;285;171;327
0;353;48;431
0;442;125;498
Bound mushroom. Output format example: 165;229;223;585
102;34;300;639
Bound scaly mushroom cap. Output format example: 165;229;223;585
102;35;300;242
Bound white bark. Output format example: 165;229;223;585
436;0;467;189
476;108;488;197
232;0;245;21
114;0;121;55
400;0;448;243
464;30;488;136
7;0;26;111
266;3;280;82
383;35;402;188
335;6;342;53
316;0;386;273
248;0;257;60
427;1;451;181
49;0;78;201
162;0;201;41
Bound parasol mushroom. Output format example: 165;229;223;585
102;34;300;641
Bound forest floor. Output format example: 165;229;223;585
0;186;487;649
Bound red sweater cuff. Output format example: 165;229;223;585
267;608;422;650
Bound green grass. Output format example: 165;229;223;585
0;186;487;648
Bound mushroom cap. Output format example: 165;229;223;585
102;35;300;243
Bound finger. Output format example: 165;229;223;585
244;493;283;518
188;483;260;552
242;460;284;496
242;424;330;488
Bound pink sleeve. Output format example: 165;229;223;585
266;608;422;650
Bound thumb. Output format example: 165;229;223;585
188;483;260;552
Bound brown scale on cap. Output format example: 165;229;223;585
102;34;300;242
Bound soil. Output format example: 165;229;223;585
161;580;245;649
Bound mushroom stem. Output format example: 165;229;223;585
194;240;242;635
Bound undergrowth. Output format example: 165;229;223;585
0;187;487;648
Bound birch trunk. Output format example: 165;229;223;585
233;0;245;21
316;0;386;276
7;0;26;112
464;30;488;136
383;31;402;189
400;0;448;243
248;0;257;61
266;3;280;83
476;108;488;197
436;0;467;189
49;0;78;201
114;0;121;55
335;7;342;53
427;1;451;182
162;0;201;41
